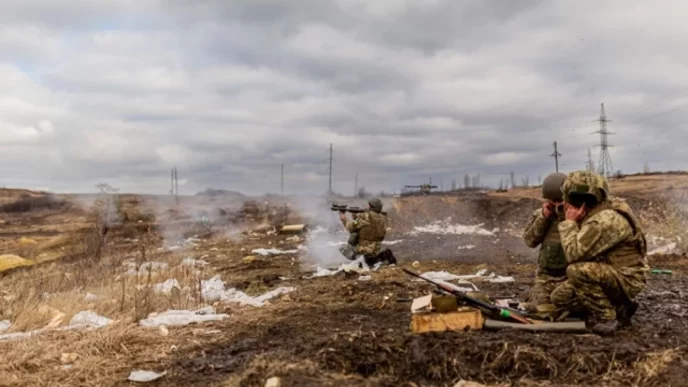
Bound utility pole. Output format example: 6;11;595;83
550;141;562;172
353;172;358;198
586;148;596;172
592;103;614;177
280;164;284;196
170;168;174;195
328;143;333;196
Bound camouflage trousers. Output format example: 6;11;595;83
550;262;648;321
525;273;567;315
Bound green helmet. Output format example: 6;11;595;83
542;172;567;201
561;170;608;205
368;197;383;212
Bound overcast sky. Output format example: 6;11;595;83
1;0;687;195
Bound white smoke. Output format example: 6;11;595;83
291;195;349;270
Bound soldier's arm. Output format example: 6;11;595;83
345;212;369;232
522;209;551;248
558;212;633;263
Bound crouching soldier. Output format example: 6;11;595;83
338;197;396;266
551;170;649;335
522;172;568;318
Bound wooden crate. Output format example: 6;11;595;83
410;307;483;333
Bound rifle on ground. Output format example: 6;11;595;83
402;268;532;324
331;203;387;215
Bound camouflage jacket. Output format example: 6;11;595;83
558;201;647;268
523;208;567;276
344;211;387;257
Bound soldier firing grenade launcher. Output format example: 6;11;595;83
402;268;532;324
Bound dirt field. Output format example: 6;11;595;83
0;174;686;386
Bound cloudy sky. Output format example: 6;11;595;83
1;0;686;195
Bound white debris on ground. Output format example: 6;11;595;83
201;275;295;307
124;261;169;276
181;257;209;267
648;242;678;255
139;307;228;327
305;257;382;278
416;269;515;286
382;240;403;245
159;237;203;252
358;275;372;281
0;310;111;341
0;320;11;332
152;279;181;294
409;219;498;236
251;248;299;256
83;293;99;302
458;244;476;250
128;370;167;382
69;311;112;329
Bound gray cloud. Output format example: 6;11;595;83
0;0;686;195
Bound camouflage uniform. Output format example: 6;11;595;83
522;172;568;316
339;210;387;260
522;208;567;314
550;171;649;327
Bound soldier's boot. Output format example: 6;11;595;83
617;300;638;327
592;319;619;336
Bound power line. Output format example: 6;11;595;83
550;141;561;172
592;103;614;177
328;143;333;195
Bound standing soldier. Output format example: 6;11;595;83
522;172;568;317
551;170;649;335
338;197;391;266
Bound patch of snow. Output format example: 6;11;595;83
83;293;99;302
382;240;403;245
0;320;10;331
139;307;228;327
458;245;476;250
648;243;677;256
68;311;111;328
128;370;167;382
124;261;169;276
153;279;181;295
181;258;208;267
251;248;299;256
200;275;295;307
409;220;498;236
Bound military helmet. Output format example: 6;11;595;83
542;172;567;201
368;197;383;212
561;170;608;204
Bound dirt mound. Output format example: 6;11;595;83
0;194;71;213
387;195;540;234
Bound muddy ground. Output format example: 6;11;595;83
0;187;687;387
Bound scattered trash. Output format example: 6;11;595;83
139;307;228;327
651;269;673;275
280;224;306;233
358;275;372;281
412;261;420;268
458;244;476;250
128;370;166;382
265;376;282;387
159;325;169;336
0;320;10;332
